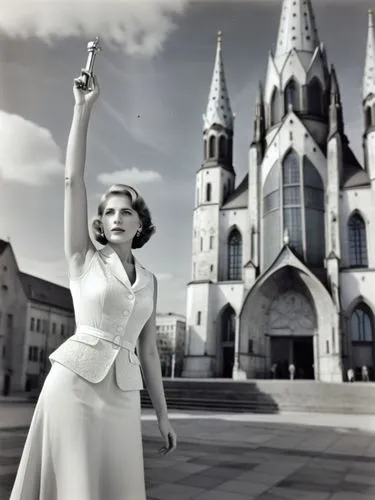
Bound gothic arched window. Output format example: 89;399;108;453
206;183;212;202
209;136;215;158
221;306;236;343
284;79;299;112
366;107;372;129
348;213;368;268
282;150;302;254
227;228;242;280
270;87;279;126
350;303;374;342
307;78;324;116
218;135;226;159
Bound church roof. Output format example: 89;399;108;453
363;10;375;100
275;0;319;59
203;31;234;132
221;173;248;209
342;143;370;188
0;239;9;256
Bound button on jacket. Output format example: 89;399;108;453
49;245;154;391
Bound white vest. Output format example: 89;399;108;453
49;244;154;391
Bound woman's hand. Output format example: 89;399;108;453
158;416;177;456
73;70;100;111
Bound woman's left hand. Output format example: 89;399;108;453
158;416;177;456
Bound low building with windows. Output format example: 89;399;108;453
0;239;74;394
183;1;375;382
156;313;186;377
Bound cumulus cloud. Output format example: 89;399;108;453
0;0;189;56
97;166;162;185
0;111;63;186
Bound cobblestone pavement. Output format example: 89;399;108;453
1;405;375;499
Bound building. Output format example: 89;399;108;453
183;1;375;382
156;312;186;377
0;240;74;394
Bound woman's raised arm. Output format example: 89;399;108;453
64;73;99;275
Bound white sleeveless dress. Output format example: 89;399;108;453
9;245;155;500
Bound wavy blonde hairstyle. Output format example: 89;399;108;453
92;184;156;249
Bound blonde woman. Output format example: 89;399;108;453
10;70;176;500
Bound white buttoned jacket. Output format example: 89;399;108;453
49;244;154;391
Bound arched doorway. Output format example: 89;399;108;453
268;291;316;379
220;305;236;378
350;302;374;380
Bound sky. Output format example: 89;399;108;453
0;0;372;315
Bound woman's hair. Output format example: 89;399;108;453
92;184;156;249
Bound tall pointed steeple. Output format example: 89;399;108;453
329;64;344;138
275;0;319;59
363;9;375;101
203;31;234;131
253;81;265;145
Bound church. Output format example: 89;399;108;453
183;0;375;382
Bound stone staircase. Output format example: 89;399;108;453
140;379;375;415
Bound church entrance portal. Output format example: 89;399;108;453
270;336;314;379
268;290;316;379
222;345;235;378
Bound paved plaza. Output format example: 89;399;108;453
0;402;375;499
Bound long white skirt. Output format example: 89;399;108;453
9;362;146;500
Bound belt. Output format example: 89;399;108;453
74;325;135;352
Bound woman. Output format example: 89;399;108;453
10;70;177;500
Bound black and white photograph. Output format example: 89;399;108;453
1;0;375;499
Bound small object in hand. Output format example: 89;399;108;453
74;36;102;91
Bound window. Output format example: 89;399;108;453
60;324;65;337
209;136;215;158
284;79;299;112
206;183;212;202
52;322;56;334
270;87;279;125
219;136;226;158
348;213;368;267
209;236;214;249
30;317;35;331
36;319;40;332
203;139;207;160
197;311;201;325
307;78;323;116
350;304;373;342
282;150;302;254
366;107;372;129
228;228;242;280
221;307;235;343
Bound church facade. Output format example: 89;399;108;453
183;0;375;382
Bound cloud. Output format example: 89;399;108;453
0;111;63;186
97;166;162;185
0;0;189;57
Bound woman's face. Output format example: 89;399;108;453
101;194;141;244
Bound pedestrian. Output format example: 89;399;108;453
347;368;354;382
362;365;369;382
289;363;295;380
10;68;176;500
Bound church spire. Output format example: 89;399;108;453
329;64;344;138
253;81;265;145
203;31;234;131
363;9;375;101
275;0;319;59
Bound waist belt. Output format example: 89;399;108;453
74;325;135;352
